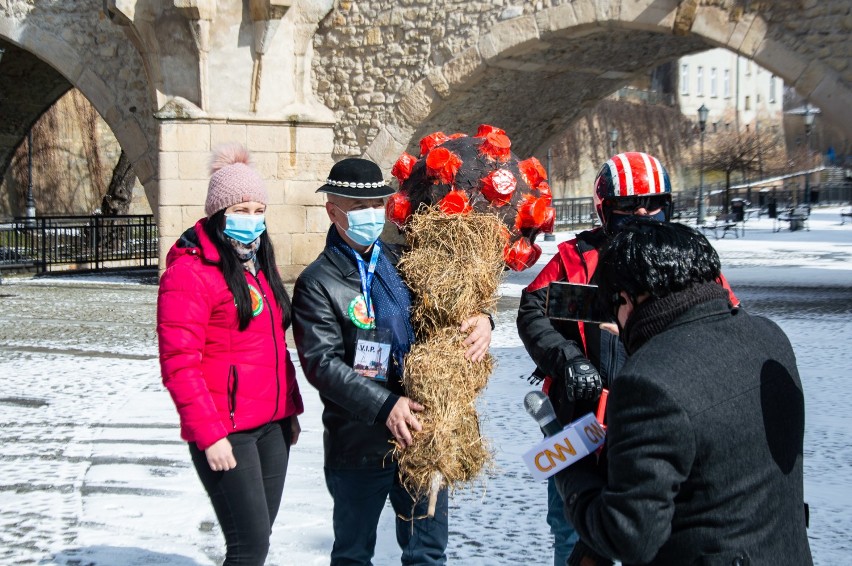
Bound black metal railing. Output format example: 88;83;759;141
0;215;158;273
676;183;852;214
552;185;852;229
552;197;597;229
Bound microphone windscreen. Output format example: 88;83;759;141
524;390;556;426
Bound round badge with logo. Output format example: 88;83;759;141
348;295;374;329
248;284;264;317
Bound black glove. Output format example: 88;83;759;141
566;357;602;402
567;539;614;566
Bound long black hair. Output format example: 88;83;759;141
204;210;292;331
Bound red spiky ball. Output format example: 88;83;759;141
389;125;554;271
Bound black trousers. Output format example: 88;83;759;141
190;418;292;566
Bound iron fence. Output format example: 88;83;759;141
552;197;597;229
0;214;158;273
675;183;852;216
553;184;852;229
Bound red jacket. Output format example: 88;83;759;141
518;228;739;409
157;219;303;450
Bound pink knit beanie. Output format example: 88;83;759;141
205;144;268;216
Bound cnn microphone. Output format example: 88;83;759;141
524;390;563;438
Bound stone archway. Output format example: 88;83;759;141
0;10;159;214
333;2;852;168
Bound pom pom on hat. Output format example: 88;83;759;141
205;143;268;216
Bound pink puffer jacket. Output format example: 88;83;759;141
157;218;303;450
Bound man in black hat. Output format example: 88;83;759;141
291;157;492;565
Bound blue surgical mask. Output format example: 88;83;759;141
343;207;386;247
224;213;266;244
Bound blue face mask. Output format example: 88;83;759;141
224;214;266;244
344;207;386;247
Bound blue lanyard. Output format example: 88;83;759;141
354;242;381;324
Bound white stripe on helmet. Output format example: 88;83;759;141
616;153;634;195
651;155;665;193
640;152;656;194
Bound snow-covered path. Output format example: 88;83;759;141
1;207;850;565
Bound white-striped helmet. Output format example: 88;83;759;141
593;151;672;231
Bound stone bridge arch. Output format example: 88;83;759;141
328;1;852;169
0;5;158;210
2;1;340;278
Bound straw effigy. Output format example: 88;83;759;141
388;125;554;515
395;209;505;511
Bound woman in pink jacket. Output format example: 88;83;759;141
157;144;303;566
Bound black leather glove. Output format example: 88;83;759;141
566;357;602;402
567;539;614;566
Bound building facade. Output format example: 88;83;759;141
677;47;785;136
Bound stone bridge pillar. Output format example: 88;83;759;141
157;120;333;281
100;0;337;277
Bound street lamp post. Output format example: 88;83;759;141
609;128;618;155
543;147;555;241
803;104;815;206
26;130;36;223
697;104;709;225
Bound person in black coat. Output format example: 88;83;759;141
292;158;492;566
555;220;813;566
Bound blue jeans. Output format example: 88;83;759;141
190;419;292;566
324;466;448;566
548;476;579;566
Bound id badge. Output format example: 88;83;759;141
354;327;393;382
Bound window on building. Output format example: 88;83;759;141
710;68;717;98
745;96;751;111
769;76;777;103
697;66;704;96
724;69;731;98
681;64;689;95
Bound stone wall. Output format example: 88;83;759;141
2;0;850;278
0;0;159;208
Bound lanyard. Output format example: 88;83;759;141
354;242;381;324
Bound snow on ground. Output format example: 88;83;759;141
0;206;850;565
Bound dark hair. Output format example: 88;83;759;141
204;210;292;331
597;218;721;307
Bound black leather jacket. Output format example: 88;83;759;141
292;238;404;469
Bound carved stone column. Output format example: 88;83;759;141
173;0;216;111
249;0;292;112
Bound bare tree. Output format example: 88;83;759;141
101;150;136;216
550;98;693;196
701;129;784;213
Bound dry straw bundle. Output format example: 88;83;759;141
400;208;505;336
389;125;554;515
396;207;506;514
